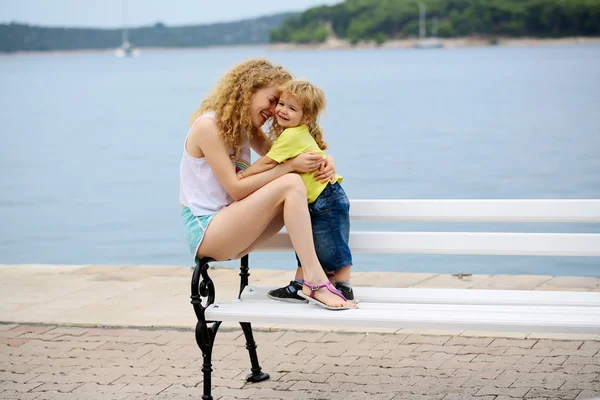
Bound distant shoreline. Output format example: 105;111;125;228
270;36;600;51
2;36;599;57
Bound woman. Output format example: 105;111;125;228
180;59;355;310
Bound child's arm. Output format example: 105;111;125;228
238;156;278;179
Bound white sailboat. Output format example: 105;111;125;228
115;0;140;57
415;2;443;49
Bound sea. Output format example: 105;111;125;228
1;44;599;277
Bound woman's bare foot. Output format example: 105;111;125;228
302;283;357;308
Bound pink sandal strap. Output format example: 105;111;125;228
302;280;347;302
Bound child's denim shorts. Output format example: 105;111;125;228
297;182;352;272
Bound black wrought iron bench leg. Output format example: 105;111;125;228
239;322;270;382
191;257;222;400
195;320;221;400
191;255;270;398
238;255;270;383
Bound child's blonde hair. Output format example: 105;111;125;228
190;59;292;157
272;79;327;150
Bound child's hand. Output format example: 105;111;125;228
237;172;244;180
289;152;323;173
314;155;336;183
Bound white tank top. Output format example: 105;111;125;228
179;112;251;216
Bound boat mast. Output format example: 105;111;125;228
418;2;426;40
121;0;128;45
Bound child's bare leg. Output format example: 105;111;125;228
294;267;303;281
333;265;351;283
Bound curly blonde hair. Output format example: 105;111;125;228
190;59;292;157
270;79;328;150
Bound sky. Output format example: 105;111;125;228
0;0;341;28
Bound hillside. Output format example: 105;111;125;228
269;0;600;44
0;12;295;53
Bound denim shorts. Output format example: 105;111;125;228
297;182;352;272
181;206;217;258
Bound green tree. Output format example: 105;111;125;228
268;0;600;44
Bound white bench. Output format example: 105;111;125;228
190;199;600;399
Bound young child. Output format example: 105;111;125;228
238;79;354;303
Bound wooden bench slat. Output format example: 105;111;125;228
349;199;600;223
260;231;600;256
241;286;600;307
205;301;600;334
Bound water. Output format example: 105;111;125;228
1;46;599;276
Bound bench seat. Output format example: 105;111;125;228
204;286;600;334
240;285;600;307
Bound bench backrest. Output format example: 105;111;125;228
259;199;600;256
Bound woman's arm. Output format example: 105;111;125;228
194;120;291;200
194;120;320;201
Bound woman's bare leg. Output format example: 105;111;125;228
198;175;298;260
198;174;354;308
236;213;284;258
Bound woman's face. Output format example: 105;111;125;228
250;86;278;127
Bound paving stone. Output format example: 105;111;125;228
551;348;599;357
377;343;420;353
0;380;45;392
0;371;41;383
442;395;495;400
401;335;452;345
488;338;538;349
333;393;396;400
575;390;600;399
1;362;38;374
30;382;84;393
336;381;416;394
580;365;600;374
560;374;600;390
0;337;30;347
8;325;57;336
0;391;43;399
581;341;600;350
524;388;581;399
0;324;19;331
511;376;566;390
118;382;172;394
530;363;585;374
279;372;333;383
391;394;445;400
455;345;507;356
445;337;495;347
565;356;600;366
475;386;530;397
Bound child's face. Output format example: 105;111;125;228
275;93;304;129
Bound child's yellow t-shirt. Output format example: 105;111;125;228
266;125;342;203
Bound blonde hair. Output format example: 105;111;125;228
271;79;328;150
190;59;292;157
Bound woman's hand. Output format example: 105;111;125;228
288;152;323;173
314;154;336;183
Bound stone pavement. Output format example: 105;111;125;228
0;264;599;399
1;323;599;400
